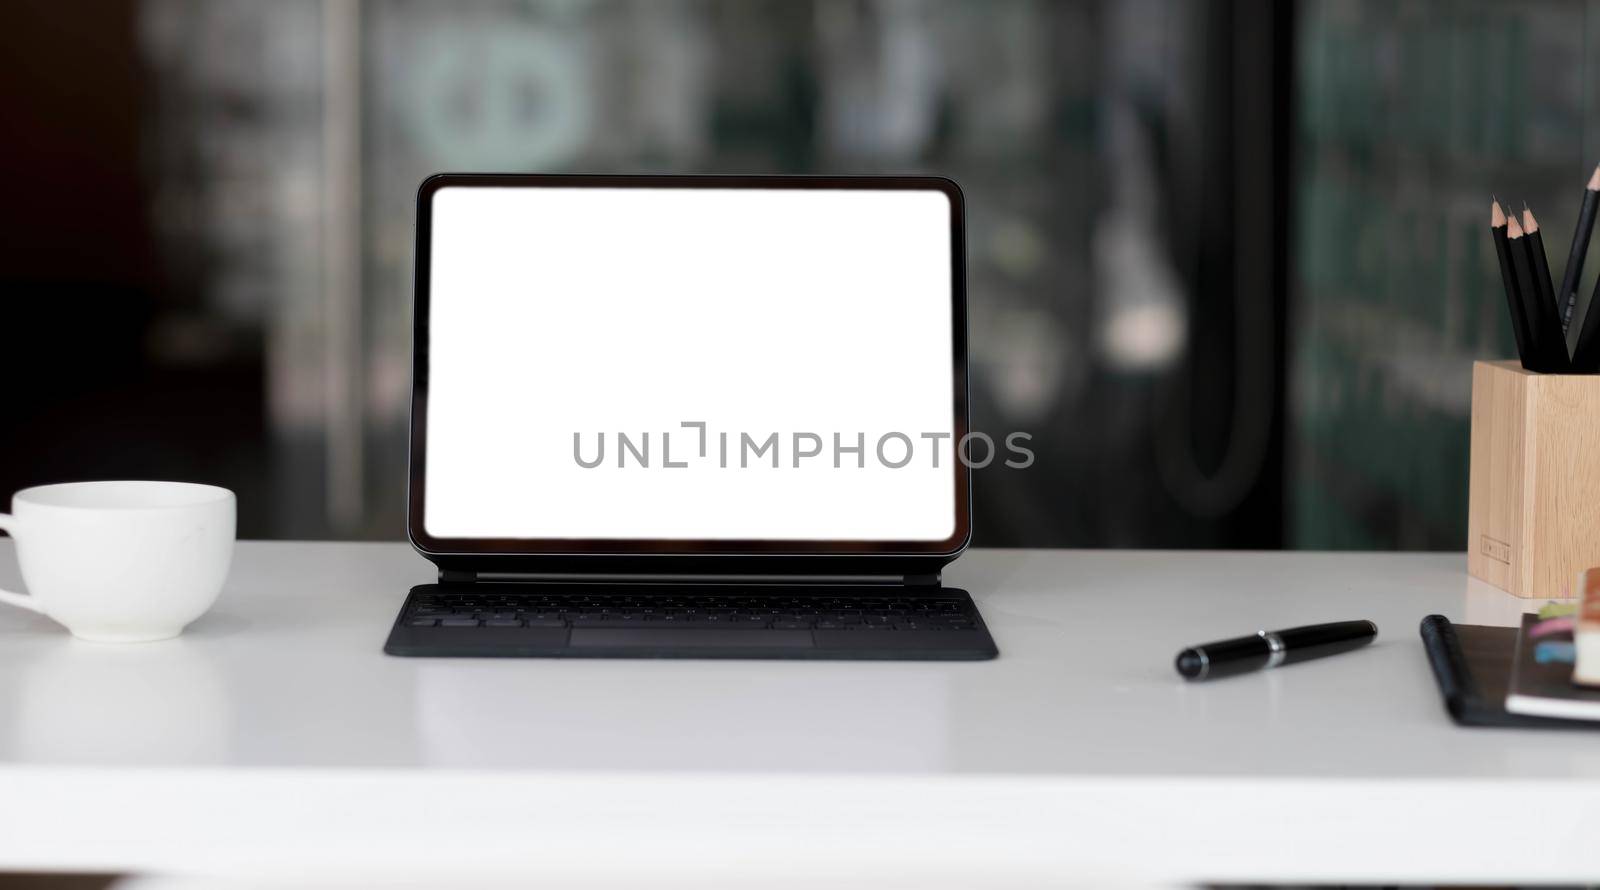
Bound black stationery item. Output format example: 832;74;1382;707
1174;620;1377;681
1557;165;1600;333
1576;259;1600;372
1492;201;1534;368
1508;214;1567;371
1522;208;1570;371
1418;614;1594;729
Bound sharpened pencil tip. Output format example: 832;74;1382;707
1589;165;1600;191
1523;207;1540;233
1491;199;1506;227
1507;214;1525;238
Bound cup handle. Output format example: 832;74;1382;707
0;514;42;613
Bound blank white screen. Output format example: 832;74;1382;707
423;186;957;541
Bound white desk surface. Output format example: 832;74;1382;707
0;541;1594;887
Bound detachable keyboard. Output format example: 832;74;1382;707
384;583;999;660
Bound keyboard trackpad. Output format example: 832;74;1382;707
569;628;815;651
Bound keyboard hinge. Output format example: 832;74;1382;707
439;568;477;584
903;572;941;588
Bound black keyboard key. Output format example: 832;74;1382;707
438;617;481;627
407;618;438;627
522;618;568;628
580;619;729;630
483;618;523;628
572;615;634;626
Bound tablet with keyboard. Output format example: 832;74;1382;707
387;174;995;660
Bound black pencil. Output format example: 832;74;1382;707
1575;252;1600;372
1522;206;1569;371
1492;199;1534;369
1507;213;1556;370
1557;164;1600;333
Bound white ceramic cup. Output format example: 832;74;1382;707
0;481;236;642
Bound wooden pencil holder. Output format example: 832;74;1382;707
1467;360;1600;598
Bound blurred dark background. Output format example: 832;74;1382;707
0;0;1592;549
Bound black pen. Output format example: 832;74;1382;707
1175;620;1378;681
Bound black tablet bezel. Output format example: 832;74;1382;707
407;173;971;575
